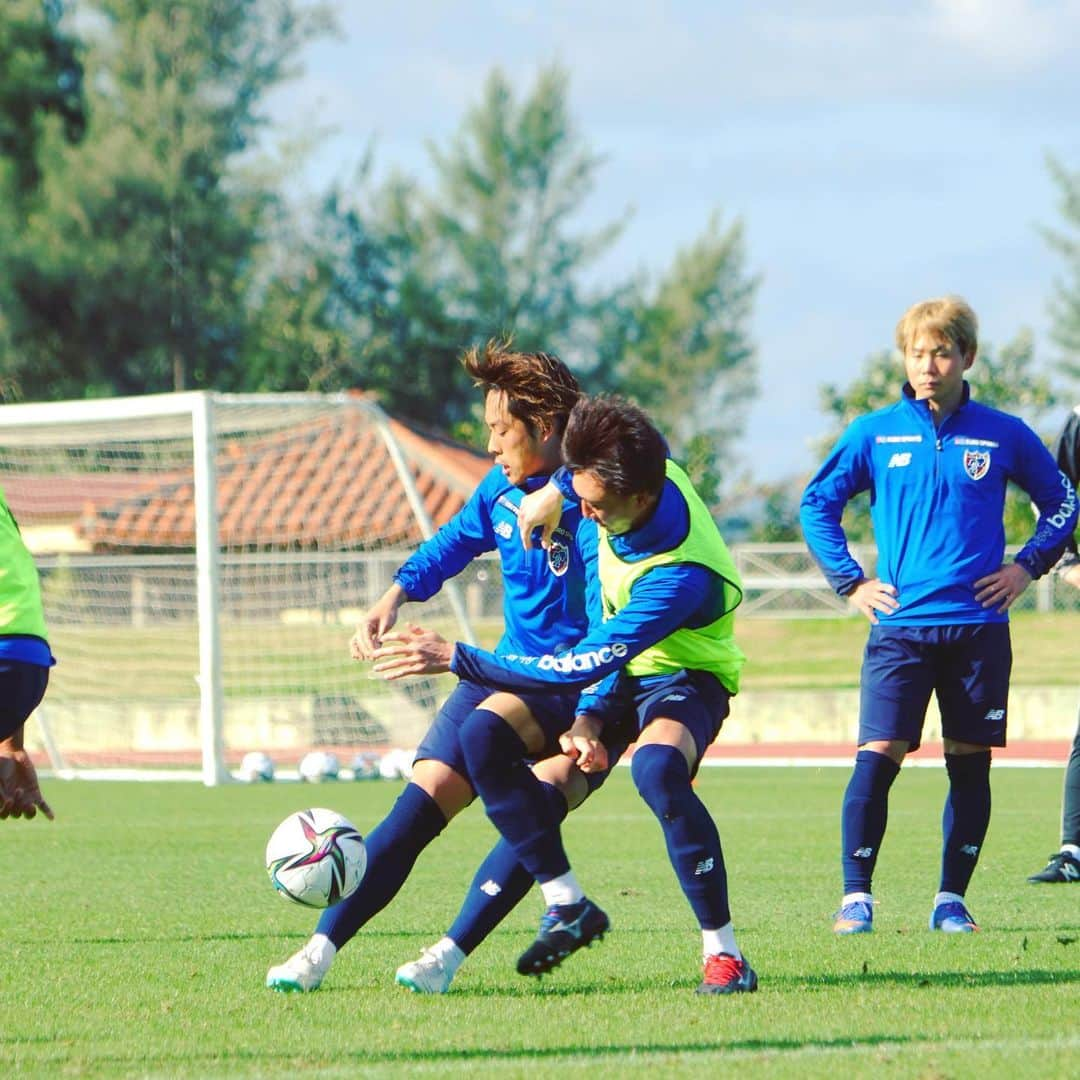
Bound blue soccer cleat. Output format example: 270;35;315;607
1027;851;1080;884
833;899;874;935
929;899;978;933
516;897;609;976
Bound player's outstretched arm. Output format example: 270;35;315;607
518;481;564;550
847;578;900;624
371;625;454;678
350;584;409;660
0;730;54;821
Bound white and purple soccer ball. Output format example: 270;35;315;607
265;807;367;908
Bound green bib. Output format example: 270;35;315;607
597;460;744;693
0;486;49;640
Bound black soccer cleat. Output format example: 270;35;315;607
516;897;610;976
1027;850;1080;883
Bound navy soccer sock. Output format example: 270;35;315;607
1062;714;1080;847
631;743;731;929
316;782;447;949
460;708;570;883
448;783;569;955
840;749;901;895
940;751;992;895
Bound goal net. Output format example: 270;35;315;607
0;392;490;784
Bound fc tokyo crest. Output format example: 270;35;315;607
963;449;991;480
547;539;570;577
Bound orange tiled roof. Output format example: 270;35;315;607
75;413;490;551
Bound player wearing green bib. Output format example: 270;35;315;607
0;484;56;821
375;396;757;995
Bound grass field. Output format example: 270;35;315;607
4;767;1078;1077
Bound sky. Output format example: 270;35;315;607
266;0;1080;484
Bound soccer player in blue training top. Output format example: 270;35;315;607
0;484;56;821
800;296;1078;935
374;395;757;995
266;342;631;993
1027;404;1080;884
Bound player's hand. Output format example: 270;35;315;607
1061;563;1080;593
518;482;564;550
371;625;454;679
558;715;607;774
350;586;406;660
974;562;1032;613
0;748;54;821
847;578;900;624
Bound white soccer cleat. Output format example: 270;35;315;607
266;940;334;993
395;948;454;994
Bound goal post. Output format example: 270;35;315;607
0;391;486;784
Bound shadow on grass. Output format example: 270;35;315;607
775;967;1080;990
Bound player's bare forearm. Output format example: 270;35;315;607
371;625;453;679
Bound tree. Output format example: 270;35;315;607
0;0;85;198
816;332;1058;541
1045;155;1080;385
609;213;758;501
0;0;332;400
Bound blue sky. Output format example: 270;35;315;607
267;1;1080;483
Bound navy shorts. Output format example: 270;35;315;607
858;623;1011;751
625;669;731;775
0;660;50;742
415;679;592;782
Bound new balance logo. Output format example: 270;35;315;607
480;880;502;896
853;847;874;858
1062;862;1080;881
694;857;714;876
662;693;687;703
984;708;1005;721
960;844;980;857
494;521;514;540
887;452;912;468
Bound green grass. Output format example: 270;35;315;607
4;767;1078;1077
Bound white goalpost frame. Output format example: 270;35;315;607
0;391;480;785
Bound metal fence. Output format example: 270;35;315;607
36;543;1080;627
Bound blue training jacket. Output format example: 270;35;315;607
800;383;1079;625
450;473;735;719
394;465;599;657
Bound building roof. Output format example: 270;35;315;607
12;412;491;552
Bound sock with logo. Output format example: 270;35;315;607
631;743;730;928
447;782;569;955
316;782;447;949
460;708;571;882
841;750;901;894
940;751;991;895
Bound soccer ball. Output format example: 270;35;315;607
350;751;381;781
265;807;366;908
238;751;274;783
378;747;416;780
298;750;340;782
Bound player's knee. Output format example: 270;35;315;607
631;743;691;819
460;708;528;770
